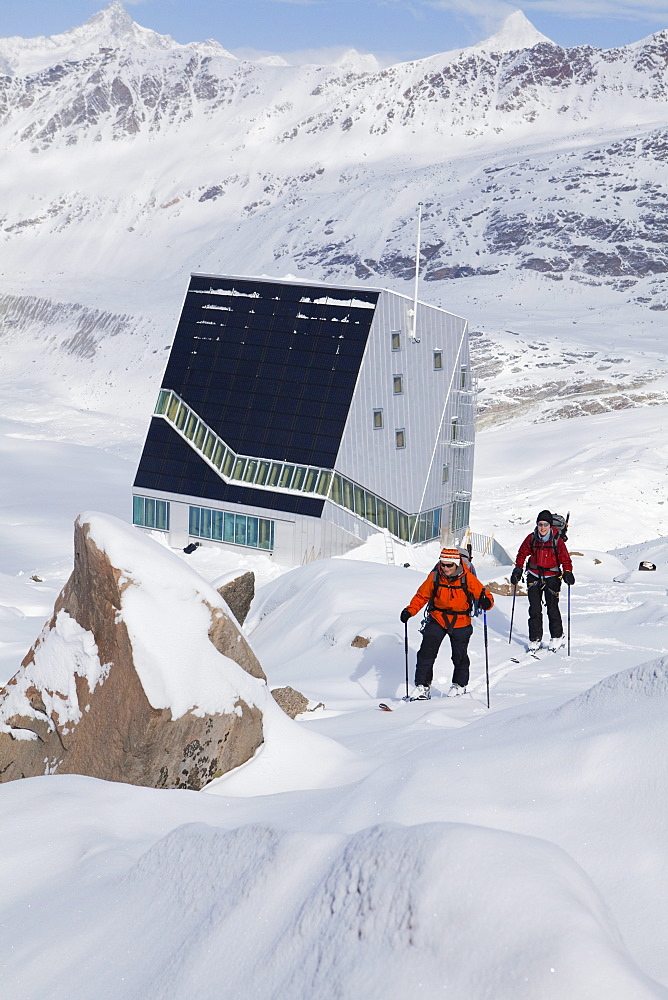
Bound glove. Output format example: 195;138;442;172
563;571;575;586
400;607;412;623
510;567;522;586
478;592;492;611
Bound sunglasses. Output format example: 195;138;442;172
537;522;550;526
440;561;457;567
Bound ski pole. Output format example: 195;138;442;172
404;619;409;699
484;610;490;709
509;584;517;644
567;584;571;657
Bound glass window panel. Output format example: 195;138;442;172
373;409;383;429
212;442;224;468
235;515;247;546
175;404;188;430
232;458;247;480
185;413;198;439
387;506;399;537
201;508;212;538
258;519;272;550
133;495;144;526
354;485;365;517
189;506;200;536
365;493;377;523
451;419;458;441
144;498;156;528
155;501;169;531
408;515;417;543
315;471;331;496
398;513;409;541
222;451;234;477
211;510;223;541
342;478;354;512
223;513;235;543
303;468;318;492
167;395;179;421
393;375;403;394
194;423;207;449
433;507;442;539
203;432;215;458
460;366;468;388
396;429;405;449
255;461;270;485
292;466;306;491
391;332;401;351
267;463;282;487
330;474;343;505
243;459;258;483
434;351;443;370
155;390;170;415
279;465;295;489
247;516;259;548
376;499;387;528
442;464;449;483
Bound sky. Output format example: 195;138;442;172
1;0;668;64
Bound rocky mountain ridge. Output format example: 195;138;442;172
1;4;667;431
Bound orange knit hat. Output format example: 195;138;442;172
439;548;461;563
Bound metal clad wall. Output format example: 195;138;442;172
333;290;469;514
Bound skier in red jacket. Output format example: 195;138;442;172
511;510;574;652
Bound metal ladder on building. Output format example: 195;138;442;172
383;530;395;565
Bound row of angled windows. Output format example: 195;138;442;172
155;390;444;541
189;506;274;550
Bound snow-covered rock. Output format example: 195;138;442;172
0;512;266;788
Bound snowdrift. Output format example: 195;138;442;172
0;801;664;1000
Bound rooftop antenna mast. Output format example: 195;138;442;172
409;202;423;342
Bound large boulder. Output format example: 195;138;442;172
0;513;269;790
215;570;255;626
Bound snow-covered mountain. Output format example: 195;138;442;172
1;2;667;431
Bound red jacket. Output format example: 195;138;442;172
515;527;572;579
406;566;493;630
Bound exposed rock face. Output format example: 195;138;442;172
271;686;324;719
216;571;255;627
0;515;266;789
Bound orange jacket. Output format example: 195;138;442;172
406;566;493;630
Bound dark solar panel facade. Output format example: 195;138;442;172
134;419;326;517
161;275;377;466
134;274;378;512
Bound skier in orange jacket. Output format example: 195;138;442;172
400;547;493;700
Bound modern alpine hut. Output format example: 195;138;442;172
132;273;475;566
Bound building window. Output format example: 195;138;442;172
460;366;468;388
393;374;403;394
442;464;449;483
133;496;170;531
391;331;401;351
189;505;274;550
373;409;384;429
434;350;443;370
451;418;458;441
396;428;405;449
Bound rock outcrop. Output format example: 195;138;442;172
216;570;255;626
0;513;268;790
